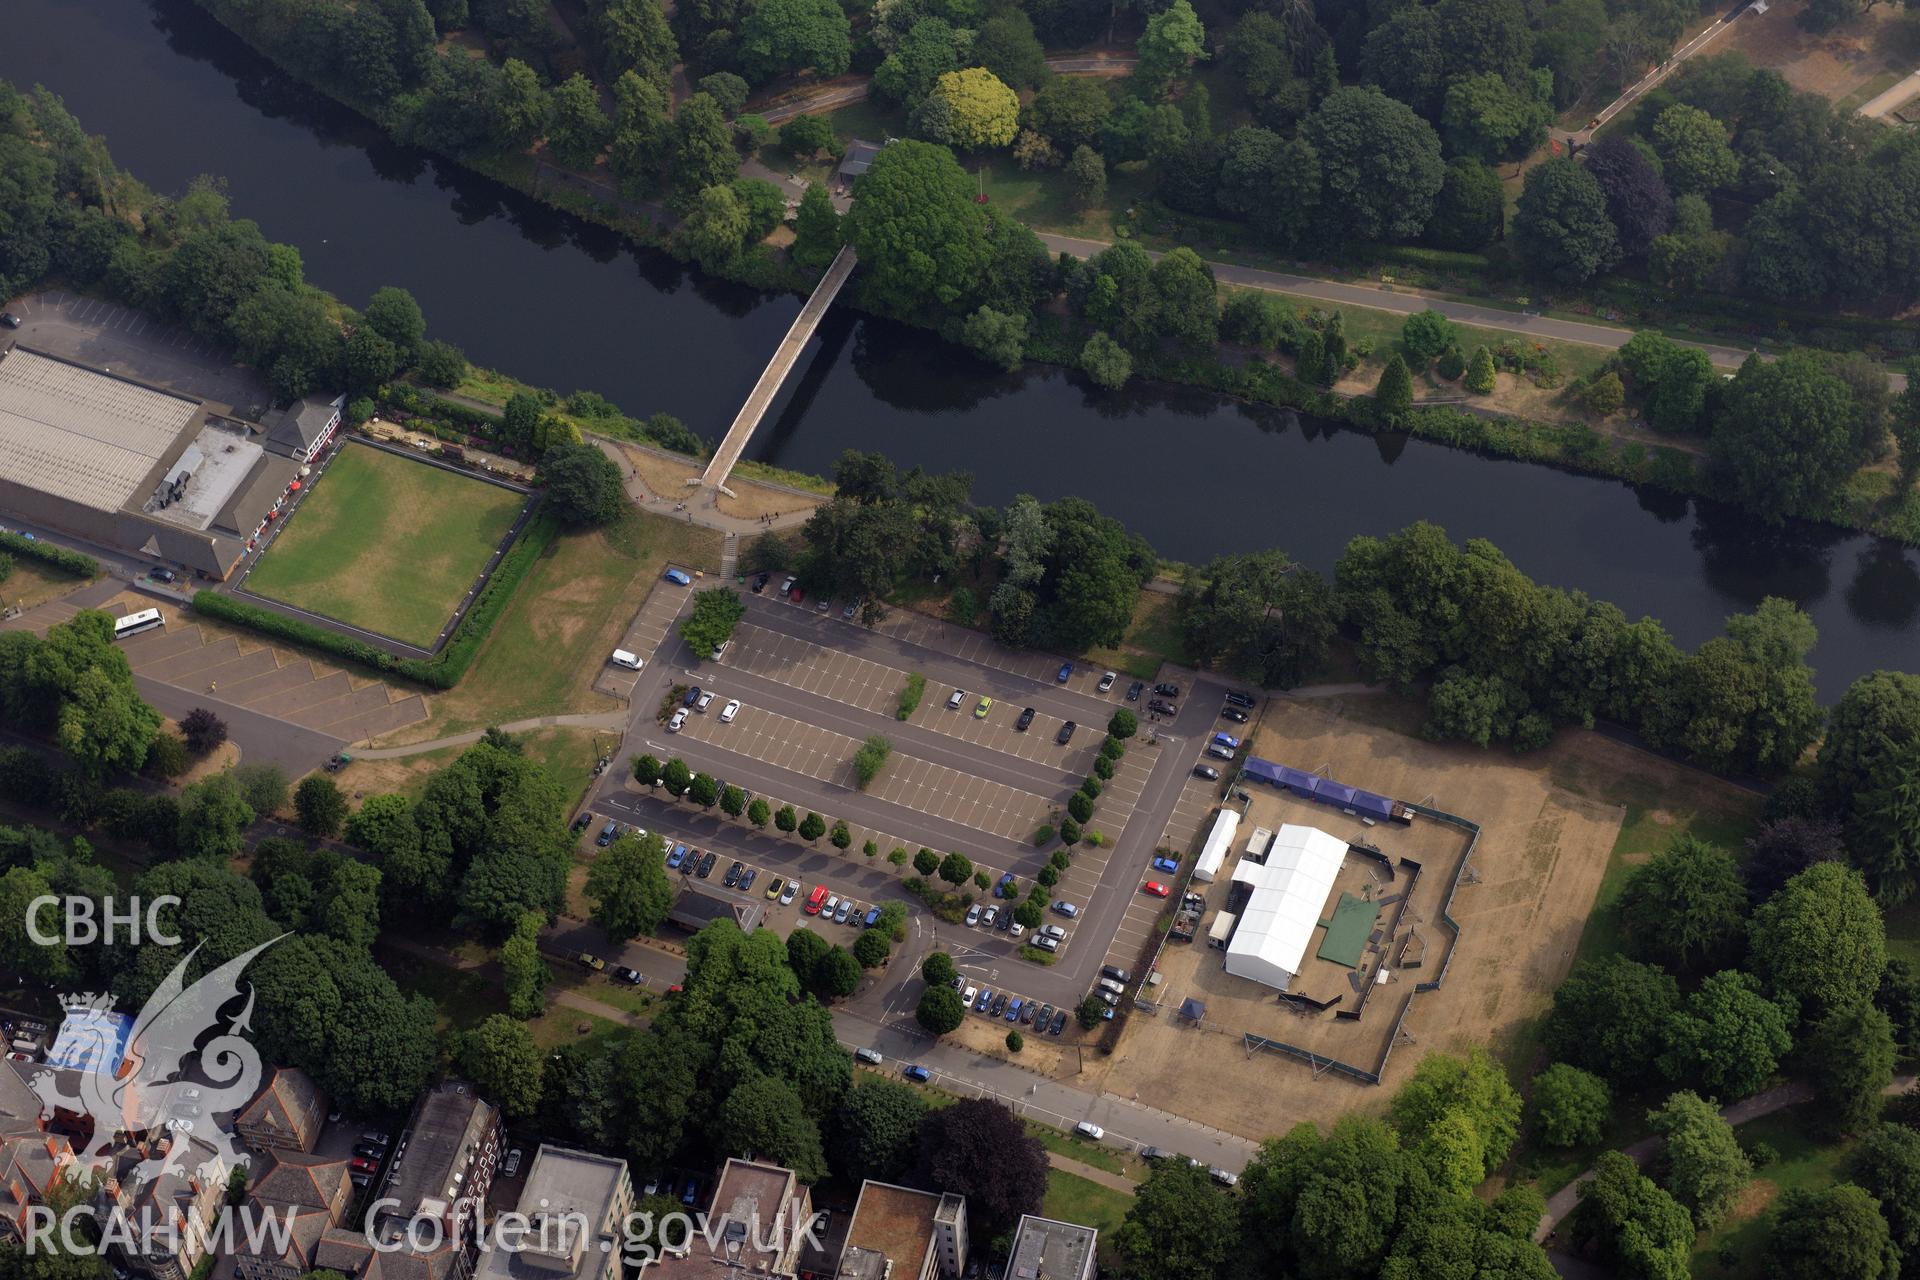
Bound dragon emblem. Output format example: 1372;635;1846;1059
31;936;286;1190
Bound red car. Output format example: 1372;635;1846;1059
1142;881;1171;898
805;884;829;915
350;1157;379;1175
789;585;805;603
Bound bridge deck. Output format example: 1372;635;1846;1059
699;244;858;492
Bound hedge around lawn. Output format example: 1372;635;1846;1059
190;510;556;689
0;531;99;578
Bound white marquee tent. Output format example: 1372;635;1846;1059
1223;824;1349;991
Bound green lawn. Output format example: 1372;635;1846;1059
1025;1118;1132;1175
1885;898;1920;969
1043;1168;1134;1269
1692;1105;1863;1278
246;443;526;647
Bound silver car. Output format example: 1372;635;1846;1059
833;898;854;924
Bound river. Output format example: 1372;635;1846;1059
7;0;1919;699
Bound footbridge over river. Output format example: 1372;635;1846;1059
696;243;858;495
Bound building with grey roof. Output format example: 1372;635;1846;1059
1003;1214;1096;1280
478;1145;632;1280
0;344;301;580
666;887;762;935
263;393;344;463
370;1081;503;1280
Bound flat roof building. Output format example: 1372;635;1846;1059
1003;1215;1096;1280
478;1146;632;1280
835;1181;967;1280
636;1157;811;1279
0;344;302;579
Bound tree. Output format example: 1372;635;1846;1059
661;758;692;797
848;141;989;315
1135;0;1207;93
630;753;662;788
922;952;956;987
791;182;841;269
1441;71;1553;163
1514;157;1620;284
283;774;342;838
599;0;677;91
831;1079;928;1181
456;1014;544;1117
1616;835;1746;972
179;707;228;756
1746;814;1845;901
1570;1150;1694;1280
938;851;973;885
498;910;549;1017
1401;310;1458;365
737;0;850;84
1806;1002;1897;1139
1845;739;1920;904
586;830;674;940
1464;345;1496;393
1389;1048;1522;1189
1647;1090;1750;1228
231;762;289;819
1660;970;1794;1099
918;1099;1049;1233
852;927;889;968
1765;1184;1900;1280
1077;994;1105;1029
957;306;1026;371
924;69;1018;151
678;183;751;269
798;811;827;842
1651;104;1738;197
360;285;425;361
1750;861;1887;1019
779;114;837;159
1064;145;1106;213
414;338;467;388
1031;78;1112;151
1528;1063;1610;1148
1080;331;1132;390
1302;87;1444;245
912;847;940;876
1375;354;1414;420
669;94;738;210
1843;1124;1920;1261
748;797;771;827
873;16;969;106
548;73;611;170
1821;671;1920;809
1584;134;1673;257
1437;0;1534;82
680;587;745;656
916;984;966;1034
852;735;893;789
1544;955;1681;1090
719;1076;828;1183
538;442;625;525
1713;351;1876;523
1150;248;1219;351
1427;158;1505;250
1114;1161;1238;1279
830;819;852;850
816;944;860;997
718;784;746;818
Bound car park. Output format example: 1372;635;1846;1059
1224;690;1257;708
667;708;688;733
1051;900;1078;917
1126;681;1144;701
1074;1121;1104;1140
696;851;717;878
1056;721;1076;745
1049;1008;1068;1034
903;1065;932;1083
947;688;966;709
806;886;829;914
781;881;800;905
1143;880;1171;897
1220;706;1250;723
1194;765;1220;781
596;821;618;847
666;843;688;869
974;696;993;718
751;571;771;593
965;903;982;926
1097;670;1117;692
1006;997;1023;1021
1153;682;1182;697
1057;662;1073;683
613;966;643;985
720;699;741;723
723;861;743;887
1102;965;1132;983
765;876;785;900
1015;706;1035;731
975;988;993;1012
1152;854;1181;873
854;1047;883;1065
664;568;692;586
738;868;756;893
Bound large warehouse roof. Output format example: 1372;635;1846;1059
1224;824;1349;992
0;348;201;513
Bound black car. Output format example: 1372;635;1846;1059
723;860;744;887
996;907;1014;931
1102;964;1132;982
1126;681;1144;702
1015;706;1036;731
353;1143;385;1161
738;867;757;893
696;851;718;878
1220;707;1250;723
1224;690;1257;709
1194;764;1220;781
151;568;177;583
750;571;771;593
1148;699;1177;716
613;965;644;984
1055;721;1076;745
683;686;702;708
989;992;1010;1017
1049;1008;1068;1035
0;313;19;329
1153;682;1182;698
571;812;594;833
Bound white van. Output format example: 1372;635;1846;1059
610;649;643;671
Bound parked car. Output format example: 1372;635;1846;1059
1097;670;1117;692
1098;977;1127;996
695;851;717;878
833;898;854;924
502;1149;523;1177
1224;690;1257;709
780;575;796;595
1015;706;1035;731
1212;731;1241;749
788;584;805;603
1143;880;1171;897
353;1143;385;1161
1049;1008;1068;1034
854;1047;883;1065
151;567;177;583
696;690;717;713
1031;934;1059;952
1140;1146;1175;1162
989;992;1010;1017
1153;682;1182;697
751;571;771;593
975;988;993;1012
1056;721;1077;745
666;843;689;869
1152;854;1181;873
720;699;741;723
596;821;618;847
765;876;786;900
1092;988;1118;1006
780;881;800;905
710;639;730;661
361;1131;391;1146
1126;680;1144;701
0;313;21;329
738;868;756;892
903;1065;931;1083
995;872;1017;897
965;903;982;926
577;952;606;971
1209;1167;1240;1187
823;894;841;919
947;688;966;709
996;908;1013;932
806;886;829;914
683;686;702;708
681;1178;699;1206
1006;997;1023;1021
962;985;979;1007
723;861;744;887
1035;1003;1054;1029
571;812;594;834
1194;764;1220;781
1220;706;1250;723
350;1157;379;1175
1148;699;1178;716
842;601;859;619
664;568;692;586
1021;1001;1039;1024
1102;965;1133;983
1040;924;1067;940
1057;662;1073;683
863;906;882;928
1206;743;1236;760
1074;1121;1104;1140
974;696;993;719
1051;900;1079;917
816;598;830;613
980;905;999;929
613;966;643;985
667;708;688;733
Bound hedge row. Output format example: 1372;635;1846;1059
190;511;557;688
0;531;99;578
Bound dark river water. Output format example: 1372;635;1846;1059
7;0;1919;698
